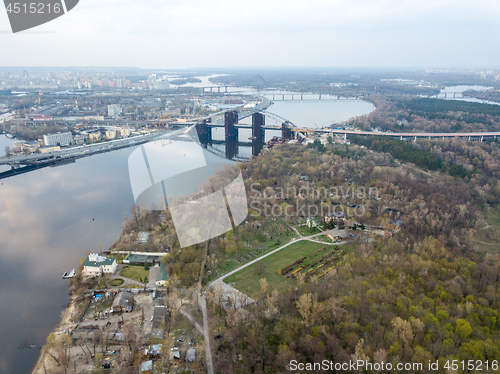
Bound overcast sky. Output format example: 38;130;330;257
0;0;499;69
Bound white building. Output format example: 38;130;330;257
82;253;117;276
43;132;73;146
108;104;122;118
153;78;170;90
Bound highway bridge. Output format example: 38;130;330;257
324;129;500;141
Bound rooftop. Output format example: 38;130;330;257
156;262;168;283
82;253;115;268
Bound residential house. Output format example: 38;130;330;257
82;253;117;276
155;262;168;287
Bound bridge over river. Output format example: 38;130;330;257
2;95;500;179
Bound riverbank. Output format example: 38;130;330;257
30;296;79;374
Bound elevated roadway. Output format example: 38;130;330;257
325;129;500;140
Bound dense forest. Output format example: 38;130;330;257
398;98;500;117
349;136;444;171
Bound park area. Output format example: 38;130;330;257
225;240;352;299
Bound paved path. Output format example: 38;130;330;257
179;308;204;335
198;295;214;374
148;265;160;288
112;250;168;256
179;304;214;374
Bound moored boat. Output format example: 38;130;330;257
62;269;75;279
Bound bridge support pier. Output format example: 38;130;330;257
225;111;238;158
282;122;293;141
196;120;212;145
252;113;265;156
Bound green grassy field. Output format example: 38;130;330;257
208;230;298;282
119;265;149;282
225;240;327;299
474;205;500;253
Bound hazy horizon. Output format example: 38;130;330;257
1;0;499;69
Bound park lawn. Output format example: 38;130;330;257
225;240;326;299
119;265;149;282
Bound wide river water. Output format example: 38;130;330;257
0;98;374;373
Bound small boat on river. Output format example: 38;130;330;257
62;269;75;279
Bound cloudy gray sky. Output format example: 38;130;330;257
0;0;499;68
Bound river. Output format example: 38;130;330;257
0;96;374;373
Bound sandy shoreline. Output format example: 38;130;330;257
30;296;78;374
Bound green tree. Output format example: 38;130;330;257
456;319;472;340
141;275;149;290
